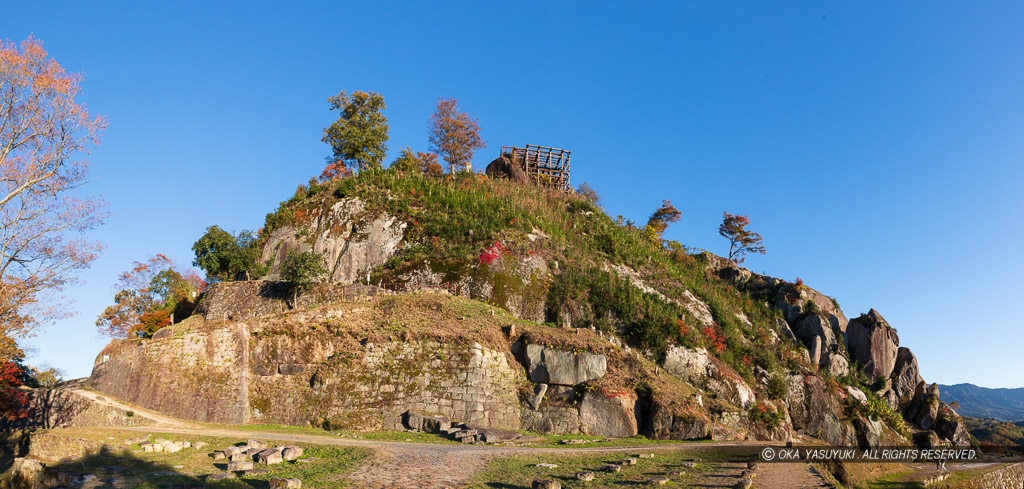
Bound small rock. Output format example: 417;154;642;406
575;472;595;481
244;469;270;476
140;443;154;453
735;479;753;489
535;463;558;469
601;464;621;472
207;473;236;481
229;452;249;462
223;446;242;457
741;469;756;479
622;457;638;466
668;470;685;476
227;460;254;471
282;446;304;461
164;442;183;453
560;439;589;445
210;451;225;460
151;444;164;453
639;453;655;459
747;460;759;470
681;462;697;468
647;477;670;485
269;478;302;489
248;439;268;450
532;480;560;489
257;448;284;465
297;457;316;463
182;441;192;449
193;441;208;450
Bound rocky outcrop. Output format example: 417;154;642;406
524;344;606;385
661;346;756;408
776;285;848;336
891;347;923;407
647;407;711;440
786;374;857;446
579;390;637;437
261;197;406;284
791;314;847;376
846;309;900;381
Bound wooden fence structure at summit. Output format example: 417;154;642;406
499;144;572;191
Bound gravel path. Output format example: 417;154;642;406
755;461;832;488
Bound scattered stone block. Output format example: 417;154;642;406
223;446;242;457
740;469;756;479
207;473;236;481
532;480;560;489
151;444;164;453
164;443;182;453
575;472;595;481
270;478;302;489
210;451;225;460
228;460;254;471
560;439;589;445
667;470;685;476
229;452;249;462
182;441;192;449
622;458;638;466
460;435;477;443
647;477;670;485
248;439;268;450
639;453;655;459
193;441;208;450
244;469;270;476
681;462;697;468
246;447;262;456
746;460;759;470
257;448;284;465
140;443;154;453
281;446;304;461
535;463;558;469
735;479;753;489
601;464;621;472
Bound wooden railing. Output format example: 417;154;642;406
500;144;572;191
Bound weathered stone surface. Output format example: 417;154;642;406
846;309;900;381
934;409;971;447
211;451;225;460
228;460;254;471
485;155;531;184
269;478;302;489
207;473;236;481
662;346;711;383
793;314;838;367
525;344;606;385
846;386;868;405
893;347;923;406
257;448;284;465
261;197;406;284
786;374;858;446
403;411;451;433
579;391;637;437
465;423;522;443
193;441;207;450
528;383;548;410
229;452;249;462
223;446;243;457
247;439;267;450
854;416;883;449
647;477;670;485
281;445;304;461
576;471;595;481
649;403;711;440
601;464;622;472
775;318;797;342
532;480;561;489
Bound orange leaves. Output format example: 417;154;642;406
417;151;443;176
427;98;486;173
646;200;682;239
319;159;352;182
96;255;206;339
718;212;766;264
1;36;107;360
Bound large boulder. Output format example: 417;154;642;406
892;347;923;406
775;285;849;335
648;406;711;440
786;374;857;446
934;406;971;447
662;346;711;384
846;309;900;381
579;390;638;437
792;314;844;370
525;344;606;385
485;155;530;184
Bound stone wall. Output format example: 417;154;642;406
3;384;150;430
250;338;522;430
194;281;387;321
956;461;1024;489
89;323;250;424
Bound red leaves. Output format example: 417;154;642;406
702;325;726;354
417;152;443;177
320;159;353;182
96;256;206;339
478;242;505;265
0;361;29;421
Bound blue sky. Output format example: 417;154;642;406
3;2;1022;387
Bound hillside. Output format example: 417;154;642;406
940;383;1024;421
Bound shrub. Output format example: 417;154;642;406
767;373;789;400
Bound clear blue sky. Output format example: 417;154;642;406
3;2;1022;387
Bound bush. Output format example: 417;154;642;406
767;373;789;400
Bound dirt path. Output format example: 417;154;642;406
755;461;832;488
68;387;199;429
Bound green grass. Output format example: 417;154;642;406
29;428;368;488
466;447;757;488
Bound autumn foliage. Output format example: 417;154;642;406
95;255;206;339
0;36;107;363
427;98;486;173
718;212;766;264
0;360;29;421
645;200;682;239
417;151;443;176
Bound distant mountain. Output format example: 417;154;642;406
939;383;1024;421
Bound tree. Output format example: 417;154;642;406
390;147;420;172
576;182;601;207
192;226;264;282
281;250;326;302
418;151;442;176
321;90;389;173
645;200;682;240
718;212;766;264
0;37;107;364
427;98;486;173
95;255;206;338
319;158;352;182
